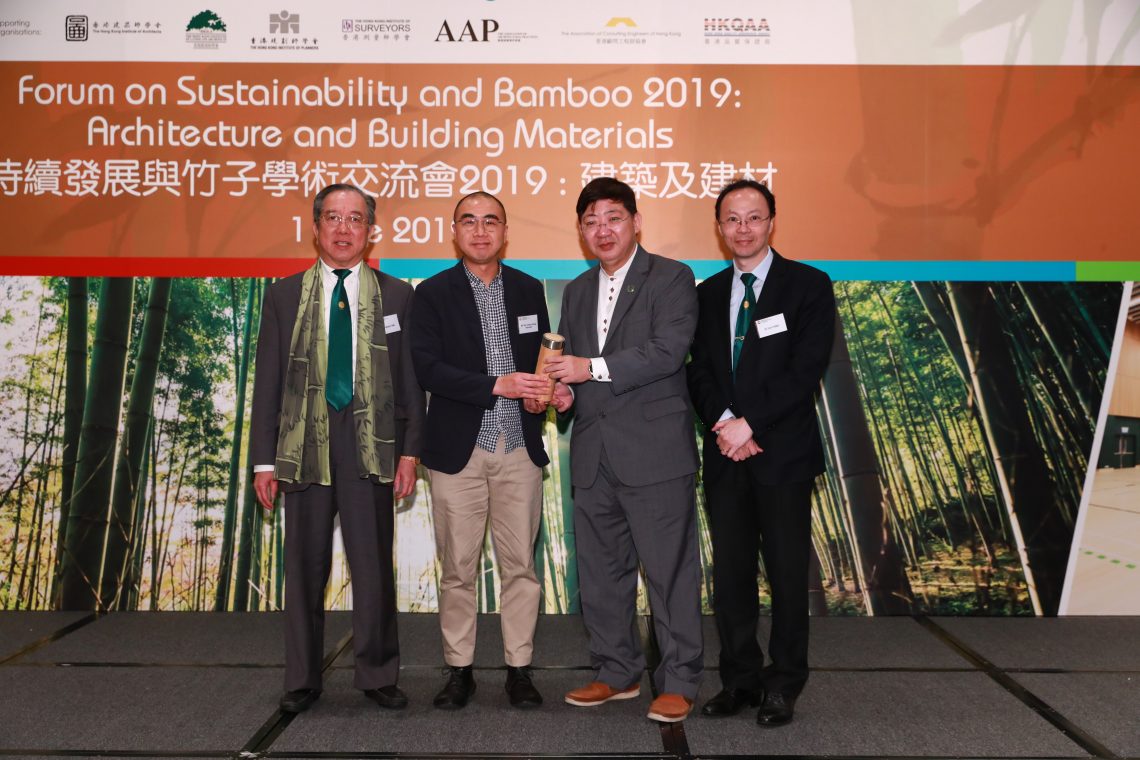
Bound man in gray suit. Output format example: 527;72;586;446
545;177;703;723
251;183;424;714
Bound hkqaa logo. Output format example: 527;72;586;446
703;16;771;44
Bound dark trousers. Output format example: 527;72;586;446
575;446;704;699
704;466;814;697
283;404;399;691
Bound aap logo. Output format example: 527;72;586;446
435;18;499;42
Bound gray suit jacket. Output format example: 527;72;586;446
249;264;425;492
557;246;699;489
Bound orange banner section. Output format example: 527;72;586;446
1;62;1138;274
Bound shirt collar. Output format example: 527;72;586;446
603;247;637;280
462;261;502;289
320;259;363;278
733;248;773;282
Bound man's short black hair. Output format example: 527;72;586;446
714;179;775;220
576;177;638;219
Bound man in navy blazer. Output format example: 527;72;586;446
687;179;836;726
410;191;551;710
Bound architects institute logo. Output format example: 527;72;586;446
703;16;771;44
251;10;317;51
185;9;227;49
65;14;87;42
85;18;163;37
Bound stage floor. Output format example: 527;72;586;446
0;611;1137;759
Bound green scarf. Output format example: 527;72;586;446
274;261;396;485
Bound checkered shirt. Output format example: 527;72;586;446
464;264;525;454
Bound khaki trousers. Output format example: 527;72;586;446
429;437;542;667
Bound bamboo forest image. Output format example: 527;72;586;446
0;276;1122;617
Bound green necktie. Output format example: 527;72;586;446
326;268;353;411
732;271;757;375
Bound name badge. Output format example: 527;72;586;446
754;313;787;338
384;314;401;334
518;314;539;334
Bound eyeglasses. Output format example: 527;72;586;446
320;211;369;230
580;214;630;233
719;214;771;229
456;216;503;231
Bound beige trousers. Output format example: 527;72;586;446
429;437;542;667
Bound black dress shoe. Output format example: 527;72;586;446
505;666;543;709
433;665;476;709
279;688;320;713
364;684;409;710
701;688;763;717
756;691;796;727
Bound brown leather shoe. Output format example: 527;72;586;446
647;693;693;722
564;681;640;707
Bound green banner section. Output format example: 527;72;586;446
1078;262;1140;281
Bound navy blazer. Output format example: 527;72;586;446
687;250;836;485
410;262;551;474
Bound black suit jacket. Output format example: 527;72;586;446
687;250;836;485
249;264;425;490
410;262;551;474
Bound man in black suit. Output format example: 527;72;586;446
687;179;835;726
250;183;425;713
410;192;551;710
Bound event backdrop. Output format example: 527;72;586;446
2;1;1138;616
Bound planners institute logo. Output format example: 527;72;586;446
250;10;317;51
703;15;771;45
185;9;227;49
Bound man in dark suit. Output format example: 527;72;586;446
687;179;835;726
410;191;551;710
250;183;425;714
545;177;703;723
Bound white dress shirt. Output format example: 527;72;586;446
589;250;637;382
719;248;773;422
